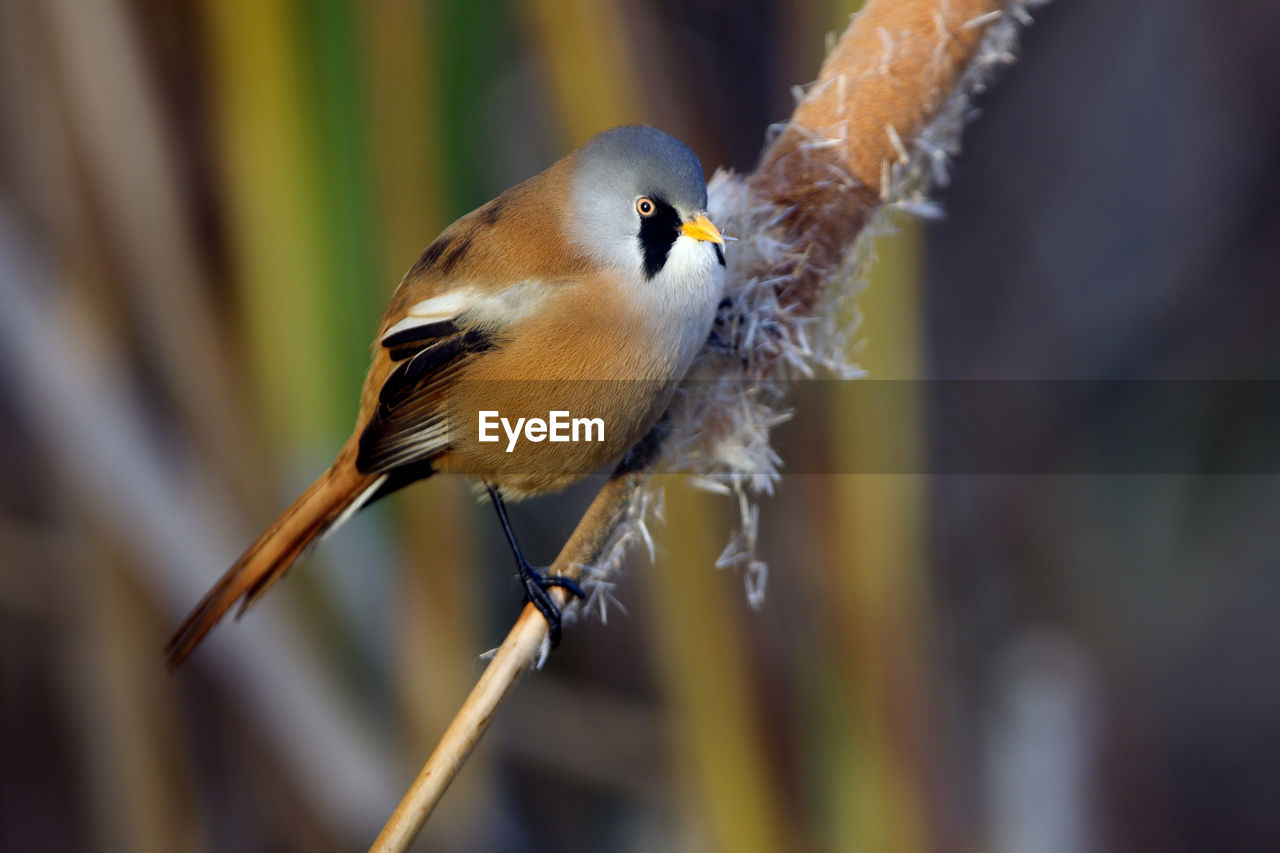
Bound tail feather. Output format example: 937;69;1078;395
165;455;382;670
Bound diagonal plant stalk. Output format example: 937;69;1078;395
370;472;642;851
371;1;1037;849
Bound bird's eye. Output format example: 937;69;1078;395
636;197;655;217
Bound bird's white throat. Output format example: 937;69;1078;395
638;234;725;371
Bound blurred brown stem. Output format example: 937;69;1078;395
370;1;1008;849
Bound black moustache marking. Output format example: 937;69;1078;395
638;197;682;279
713;242;725;266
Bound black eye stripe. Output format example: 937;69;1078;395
637;197;681;279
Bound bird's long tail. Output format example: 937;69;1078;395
165;446;384;670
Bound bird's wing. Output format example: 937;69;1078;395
356;314;495;473
356;164;593;474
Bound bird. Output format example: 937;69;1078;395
165;125;726;669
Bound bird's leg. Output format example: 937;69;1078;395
486;485;585;646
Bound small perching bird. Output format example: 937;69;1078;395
166;125;726;668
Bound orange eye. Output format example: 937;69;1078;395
636;197;655;217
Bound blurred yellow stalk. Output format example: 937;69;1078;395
829;219;937;852
198;0;336;443
520;0;643;145
653;484;792;853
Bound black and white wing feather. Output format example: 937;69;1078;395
356;318;494;473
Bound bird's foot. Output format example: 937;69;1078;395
517;560;585;647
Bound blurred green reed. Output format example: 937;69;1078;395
303;0;383;413
202;0;339;441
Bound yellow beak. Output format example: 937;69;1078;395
680;214;724;245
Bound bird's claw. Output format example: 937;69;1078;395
518;561;584;647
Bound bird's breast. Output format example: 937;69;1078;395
434;263;722;495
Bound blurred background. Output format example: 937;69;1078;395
2;0;1278;850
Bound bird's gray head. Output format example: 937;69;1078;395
568;125;724;280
